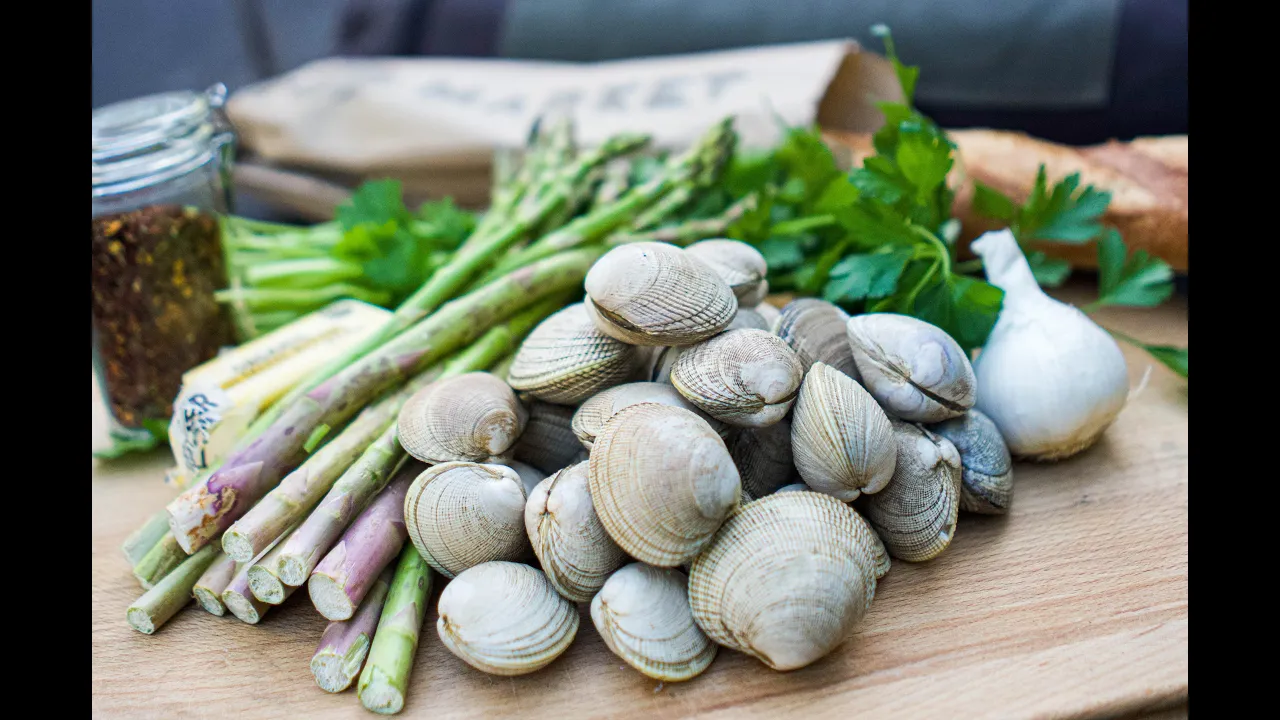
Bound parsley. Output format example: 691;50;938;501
1091;229;1175;309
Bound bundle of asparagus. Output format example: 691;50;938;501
121;116;746;714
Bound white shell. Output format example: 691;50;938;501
505;460;548;497
790;362;897;501
398;373;527;464
584;242;737;346
507;303;642;405
688;492;881;671
404;462;530;579
775;298;861;383
588;403;741;567
685;239;768;308
591;563;717;681
670;329;804;428
846;314;976;422
525;462;627;602
571;382;724;451
858;420;962;562
726;307;772;332
437;561;579;676
754;301;781;331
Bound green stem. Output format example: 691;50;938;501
215;284;392;311
954;259;984;274
126;544;219;635
132;533;187;589
910;224;952;276
357;545;433;714
242;257;365;288
770;214;837;235
122;510;172;568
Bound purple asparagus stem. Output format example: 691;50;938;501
221;560;271;624
308;465;418;621
311;566;396;693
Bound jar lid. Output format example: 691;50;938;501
92;84;230;197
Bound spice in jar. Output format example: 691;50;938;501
91;204;235;433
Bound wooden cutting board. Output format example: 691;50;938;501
90;280;1188;719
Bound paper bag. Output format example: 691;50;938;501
226;40;902;211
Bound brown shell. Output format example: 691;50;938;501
669;329;804;428
507;303;642;405
404;462;530;579
397;372;527;464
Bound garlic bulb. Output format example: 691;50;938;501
969;230;1129;460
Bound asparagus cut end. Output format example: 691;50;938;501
277;556;311;587
359;666;405;715
309;573;356;621
311;633;372;693
247;565;287;605
126;607;156;635
220;530;258;564
222;589;265;624
192;588;227;616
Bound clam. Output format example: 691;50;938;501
755;301;781;332
589;403;740;567
929;409;1013;514
686;239;769;308
584;242;737;346
648;345;684;384
404;462;529;579
437;561;579;676
507;303;643;405
670;329;804;428
774;483;810;494
726;307;772;332
398;372;527;464
525;462;627;602
591;563;717;682
790;362;897;501
513;401;587;474
728;418;797;501
571;382;724;450
688;492;881;671
775;298;861;383
505;460;548;497
846;314;976;422
858;419;962;562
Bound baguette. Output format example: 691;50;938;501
823;129;1189;273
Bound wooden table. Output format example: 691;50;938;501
91;282;1188;719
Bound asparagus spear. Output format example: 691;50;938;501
192;552;240;616
247;519;312;604
132;533;186;589
220;369;434;563
222;560;272;624
311;566;395;693
357;545;433;714
122;509;171;568
239;133;646;446
308;465;417;621
605;193;759;247
126;544;219;634
166;249;601;555
273;297;567;586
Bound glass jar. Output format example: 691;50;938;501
91;84;238;445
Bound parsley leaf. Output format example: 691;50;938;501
1026;251;1072;287
1093;229;1175;308
913;274;1004;354
823;249;914;303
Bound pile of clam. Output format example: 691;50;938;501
397;239;1013;679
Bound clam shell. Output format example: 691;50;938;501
790;362;897;501
525;462;627;602
858;420;962;562
726;307;772;332
728;418;797;501
571;382;725;451
591;563;717;682
437;561;579;676
688;492;881;671
755;301;781;332
846;314;976;422
398;372;527;464
775;298;861;383
648;345;684;384
505;460;548;497
685;239;768;308
774;483;810;494
670;329;804;428
513;401;587;474
929;409;1013;514
589;403;741;567
507;303;642;405
404;462;530;579
584;242;737;346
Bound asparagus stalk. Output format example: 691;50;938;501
605;193;759;247
311;566;396;693
309;465;417;621
192;552;240;616
166;248;600;555
357;545;433;714
240;132;646;445
273;297;567;586
126;544;219;634
132;533;187;589
221;371;430;563
122;510;171;568
591;158;633;208
247;519;313;604
222;559;272;624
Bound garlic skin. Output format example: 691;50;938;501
970;230;1129;461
